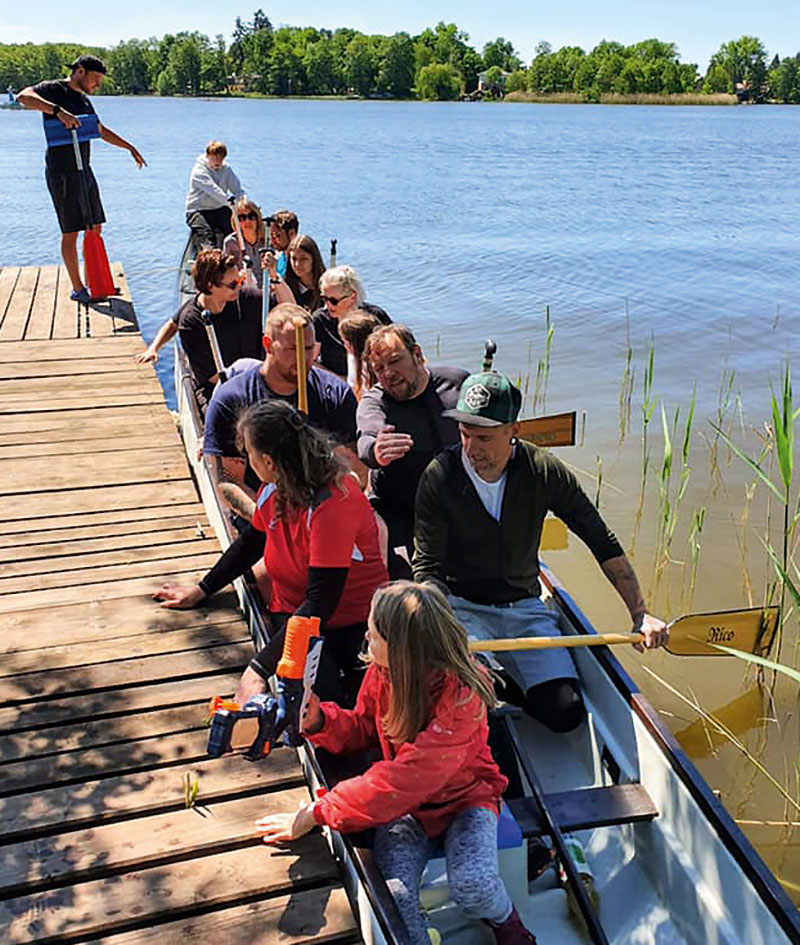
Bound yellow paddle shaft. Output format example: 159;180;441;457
468;632;644;652
293;317;308;414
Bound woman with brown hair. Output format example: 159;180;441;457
222;197;266;287
284;234;325;312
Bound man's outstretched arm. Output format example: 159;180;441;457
600;554;669;650
98;123;146;167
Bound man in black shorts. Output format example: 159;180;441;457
17;55;146;303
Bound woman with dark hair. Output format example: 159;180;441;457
153;400;388;706
284;234;325;312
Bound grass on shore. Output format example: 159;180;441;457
505;91;738;106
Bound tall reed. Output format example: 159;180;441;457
631;342;657;551
532;305;554;414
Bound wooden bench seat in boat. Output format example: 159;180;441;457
507;783;658;837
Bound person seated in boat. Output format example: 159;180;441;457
337;309;385;398
222;198;266;288
185;140;245;250
284;234;325;312
413;364;669;734
357;324;467;577
203;303;358;499
313;265;391;378
154;401;388;707
266;209;298;279
134;249;292;411
255;580;538;945
134;249;293;371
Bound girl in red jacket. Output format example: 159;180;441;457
257;580;538;945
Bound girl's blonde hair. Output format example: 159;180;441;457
369;581;497;744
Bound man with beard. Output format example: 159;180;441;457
17;55;146;303
356;324;467;575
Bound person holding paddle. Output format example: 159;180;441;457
413;359;669;734
16;54;146;304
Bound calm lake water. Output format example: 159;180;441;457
3;97;800;897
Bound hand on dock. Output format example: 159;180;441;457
134;347;158;364
255;803;318;844
152;582;206;609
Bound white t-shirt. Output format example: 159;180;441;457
461;450;508;521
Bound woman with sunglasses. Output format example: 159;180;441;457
314;265;391;379
284;234;326;313
222;198;266;288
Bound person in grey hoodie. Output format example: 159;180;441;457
185;140;245;249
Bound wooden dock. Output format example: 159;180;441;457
0;264;359;945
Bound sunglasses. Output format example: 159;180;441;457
219;277;243;290
238;212;258;221
321;295;348;307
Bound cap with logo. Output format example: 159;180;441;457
442;340;522;427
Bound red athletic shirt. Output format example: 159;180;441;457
251;474;388;627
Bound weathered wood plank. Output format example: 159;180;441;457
92;887;357;945
0;480;200;523
0;702;208;763
0;431;184;459
0;671;241;735
0;622;246;679
0;266;37;341
0;790;311;898
0;641;250;705
3;838;339;944
0;336;145;362
0;389;166;413
0;355;150;379
0;511;210;549
51;264;79;338
0;562;220;614
0;503;204;539
0;728;213;795
23;265;58;340
0;750;299;844
0;402;175;436
0;452;191;497
0;266;21;329
0;369;163;396
0;534;219;577
0;546;219;595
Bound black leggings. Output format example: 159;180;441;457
250;614;366;708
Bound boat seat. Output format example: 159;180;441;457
507;783;658;838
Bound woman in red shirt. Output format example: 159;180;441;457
256;581;538;945
154;400;388;706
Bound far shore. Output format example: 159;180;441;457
504;91;739;106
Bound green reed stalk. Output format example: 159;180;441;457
618;300;634;445
686;506;706;607
631;342;657;551
594;454;603;509
532;305;554;414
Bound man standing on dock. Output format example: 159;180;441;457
16;54;146;304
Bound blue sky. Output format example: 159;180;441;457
3;1;797;70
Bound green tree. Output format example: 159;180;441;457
505;69;528;93
376;32;415;98
109;39;155;94
769;55;800;102
483;36;521;71
416;62;462;100
707;35;768;98
304;36;339;94
344;34;376;95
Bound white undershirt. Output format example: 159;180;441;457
461;450;508;521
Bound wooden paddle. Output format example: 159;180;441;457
468;606;779;658
517;411;577;448
294;316;309;414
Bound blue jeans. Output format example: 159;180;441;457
374;807;512;945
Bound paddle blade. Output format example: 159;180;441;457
667;606;779;657
83;230;118;300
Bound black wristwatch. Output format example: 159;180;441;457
52;104;61;117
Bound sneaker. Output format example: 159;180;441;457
486;906;538;944
70;287;91;303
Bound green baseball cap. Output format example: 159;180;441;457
443;371;522;427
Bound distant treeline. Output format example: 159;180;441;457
2;16;799;103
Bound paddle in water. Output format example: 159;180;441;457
468;606;779;658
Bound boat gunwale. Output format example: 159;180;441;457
541;561;800;944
